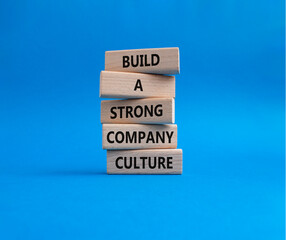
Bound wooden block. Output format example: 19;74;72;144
101;98;174;124
102;124;177;150
107;149;182;174
99;71;175;98
105;47;180;74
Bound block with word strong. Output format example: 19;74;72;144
99;71;175;98
101;98;174;124
107;149;182;174
102;124;177;150
105;48;180;74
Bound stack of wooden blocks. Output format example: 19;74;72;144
100;47;183;174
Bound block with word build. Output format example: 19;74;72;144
102;124;177;150
101;98;174;124
107;149;183;174
99;71;175;98
105;48;180;74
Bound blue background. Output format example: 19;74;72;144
0;0;285;239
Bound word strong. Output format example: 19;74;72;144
107;149;183;174
102;124;177;149
101;98;174;124
105;48;180;74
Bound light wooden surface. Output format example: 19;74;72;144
99;71;175;98
101;98;174;124
107;149;182;174
102;124;177;149
105;47;180;74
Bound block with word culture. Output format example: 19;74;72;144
107;149;183;174
105;47;180;74
101;98;174;124
99;71;175;98
102;124;177;150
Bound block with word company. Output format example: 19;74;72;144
102;124;177;150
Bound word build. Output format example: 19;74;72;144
107;149;183;174
101;98;174;124
100;71;175;99
102;124;177;149
123;54;160;68
105;48;179;74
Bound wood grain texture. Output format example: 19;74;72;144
105;47;180;74
102;124;177;150
99;71;175;98
107;149;182;174
101;98;174;124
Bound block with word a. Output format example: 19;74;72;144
107;149;182;174
102;124;177;150
105;48;180;74
101;98;174;124
99;71;175;98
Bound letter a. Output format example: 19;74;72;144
134;79;143;91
